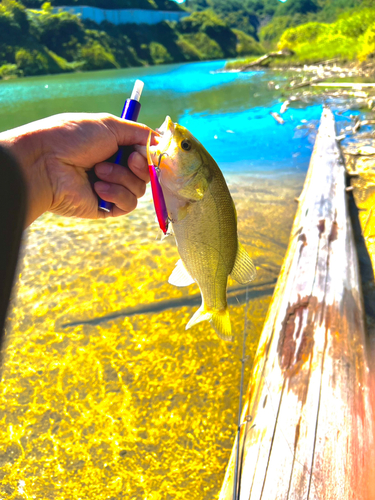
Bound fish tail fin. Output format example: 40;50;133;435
210;308;233;342
186;304;233;342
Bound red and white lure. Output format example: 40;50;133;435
146;131;169;235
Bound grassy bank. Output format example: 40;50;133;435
226;5;375;71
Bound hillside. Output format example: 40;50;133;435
0;0;373;79
220;0;375;70
0;0;263;78
185;0;367;39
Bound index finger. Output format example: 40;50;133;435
100;114;159;147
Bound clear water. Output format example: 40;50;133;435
0;60;362;500
0;60;325;173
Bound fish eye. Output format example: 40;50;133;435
181;139;191;151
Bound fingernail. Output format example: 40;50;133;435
96;164;113;175
95;181;110;193
129;151;145;170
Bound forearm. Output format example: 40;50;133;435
0;129;52;227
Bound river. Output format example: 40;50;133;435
0;60;360;499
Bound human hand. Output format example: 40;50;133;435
0;113;155;227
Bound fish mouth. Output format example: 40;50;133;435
150;116;175;165
135;116;175;165
156;116;175;137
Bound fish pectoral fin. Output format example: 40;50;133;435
168;259;195;287
178;172;209;201
230;242;256;284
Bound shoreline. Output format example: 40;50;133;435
224;54;375;89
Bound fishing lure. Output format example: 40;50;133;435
146;131;169;234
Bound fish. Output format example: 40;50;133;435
141;116;256;341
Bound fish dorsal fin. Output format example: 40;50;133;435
230;242;256;284
168;259;195;287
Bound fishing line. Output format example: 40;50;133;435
233;285;249;500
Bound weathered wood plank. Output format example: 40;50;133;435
219;108;375;500
239;49;292;71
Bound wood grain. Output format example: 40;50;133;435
219;108;375;500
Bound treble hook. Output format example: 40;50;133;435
156;152;169;172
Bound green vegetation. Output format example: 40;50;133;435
186;0;280;38
278;7;375;64
185;0;375;69
222;0;375;70
1;0;374;79
0;0;265;78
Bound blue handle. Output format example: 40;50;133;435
98;99;141;212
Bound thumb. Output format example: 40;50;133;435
100;113;158;147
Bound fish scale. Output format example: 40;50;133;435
173;172;237;312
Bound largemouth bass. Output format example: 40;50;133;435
144;117;256;341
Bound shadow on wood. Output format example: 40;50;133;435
220;108;375;500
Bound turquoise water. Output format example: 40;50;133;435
0;60;329;174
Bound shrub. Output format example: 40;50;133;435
45;48;78;70
2;0;29;31
0;63;22;78
276;0;318;16
233;29;264;56
260;16;294;49
15;47;50;75
278;17;363;63
176;36;201;61
359;24;375;61
278;22;330;49
149;42;173;65
79;41;119;71
179;32;223;59
178;10;236;57
30;9;86;61
0;0;29;45
179;10;224;34
332;8;375;39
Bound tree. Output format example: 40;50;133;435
276;0;319;16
